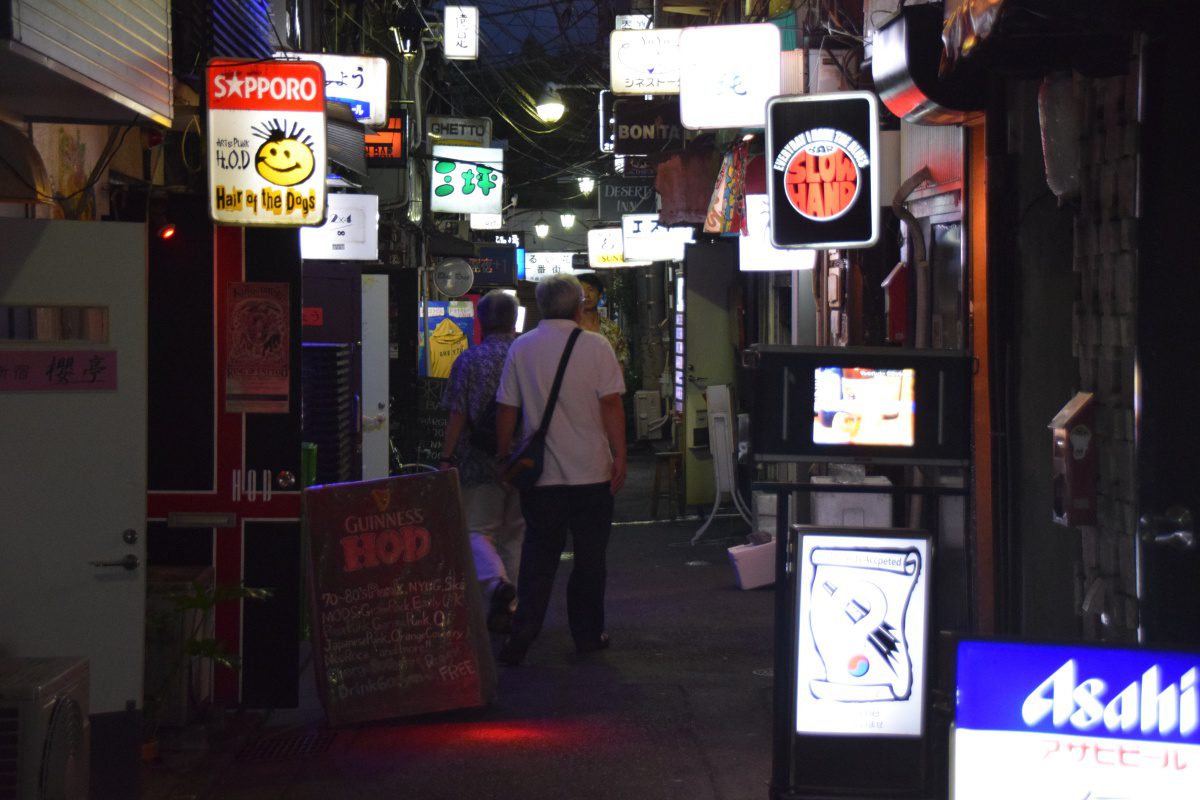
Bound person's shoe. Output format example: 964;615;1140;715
487;582;516;634
575;633;610;654
496;632;531;666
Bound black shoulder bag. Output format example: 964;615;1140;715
499;328;583;491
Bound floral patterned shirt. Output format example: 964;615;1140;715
599;316;629;370
440;333;514;487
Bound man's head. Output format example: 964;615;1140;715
576;272;605;311
536;273;585;320
477;289;519;335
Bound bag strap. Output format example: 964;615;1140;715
535;327;583;436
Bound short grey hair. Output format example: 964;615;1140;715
476;289;518;333
536;273;584;320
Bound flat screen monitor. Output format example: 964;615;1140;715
746;345;971;465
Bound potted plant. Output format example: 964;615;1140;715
143;571;272;761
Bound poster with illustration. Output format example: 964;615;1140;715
794;528;931;738
225;282;290;413
418;301;475;378
206;58;327;226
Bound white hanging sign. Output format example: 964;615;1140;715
523;252;576;282
679;24;781;130
610;28;682;95
739;194;817;271
621;213;694;261
300;194;379;261
274;52;389;128
430;145;504;214
444;6;480;60
206;58;327;226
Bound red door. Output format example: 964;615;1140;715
147;204;303;707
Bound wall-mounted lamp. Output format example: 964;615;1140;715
559;212;576;230
577;176;595;196
535;86;565;123
157;223;178;240
533;215;551;238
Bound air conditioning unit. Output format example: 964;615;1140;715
0;657;89;800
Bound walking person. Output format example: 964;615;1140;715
493;274;627;665
439;290;525;633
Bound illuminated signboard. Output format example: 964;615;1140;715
610;28;681;95
954;639;1200;798
612;98;683;156
299;193;379;261
587;228;651;269
621;213;695;262
679;24;781;130
275;52;389;128
364;109;407;167
523;251;575;282
444;6;479;60
766;92;880;249
206;58;326;226
739;194;817;272
794;528;931;737
430;145;504;214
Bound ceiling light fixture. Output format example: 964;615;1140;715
534;215;551;238
535;86;565;123
559;212;576;230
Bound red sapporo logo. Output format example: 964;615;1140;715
776;129;869;222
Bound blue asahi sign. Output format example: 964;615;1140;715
954;640;1200;799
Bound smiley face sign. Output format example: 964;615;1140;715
206;58;327;226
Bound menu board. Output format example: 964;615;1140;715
304;471;495;726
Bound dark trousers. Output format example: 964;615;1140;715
511;482;613;647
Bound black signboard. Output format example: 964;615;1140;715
470;229;524;249
305;471;496;726
469;245;517;288
613;98;684;155
598;177;657;221
765;92;880;249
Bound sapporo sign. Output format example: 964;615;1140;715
206;58;327;226
765;91;880;249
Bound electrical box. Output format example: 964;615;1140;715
634;389;662;440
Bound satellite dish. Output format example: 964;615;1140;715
433;257;475;297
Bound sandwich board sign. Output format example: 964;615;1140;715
206;58;327;226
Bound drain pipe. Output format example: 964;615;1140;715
892;167;933;528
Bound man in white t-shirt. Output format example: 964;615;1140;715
494;274;626;665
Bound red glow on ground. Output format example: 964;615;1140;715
353;718;618;754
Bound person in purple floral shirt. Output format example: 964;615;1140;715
439;290;524;633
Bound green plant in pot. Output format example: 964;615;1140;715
143;578;272;757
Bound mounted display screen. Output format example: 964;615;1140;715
747;345;970;465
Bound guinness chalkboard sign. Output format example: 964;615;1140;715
304;471;496;725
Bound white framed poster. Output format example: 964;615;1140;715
794;527;931;738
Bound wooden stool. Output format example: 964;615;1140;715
650;451;682;519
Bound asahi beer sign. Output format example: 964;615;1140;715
953;639;1200;798
766;92;880;249
613;98;683;155
598;177;657;219
794;529;931;738
206;58;327;226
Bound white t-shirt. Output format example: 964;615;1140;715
497;319;626;487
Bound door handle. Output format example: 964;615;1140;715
89;554;140;571
1139;506;1196;551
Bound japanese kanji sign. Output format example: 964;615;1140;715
679;23;781;130
954;639;1200;798
621;213;695;262
206;58;327;226
765;92;880;249
0;350;116;391
430;146;504;214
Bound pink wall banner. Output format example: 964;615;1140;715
0;350;117;391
